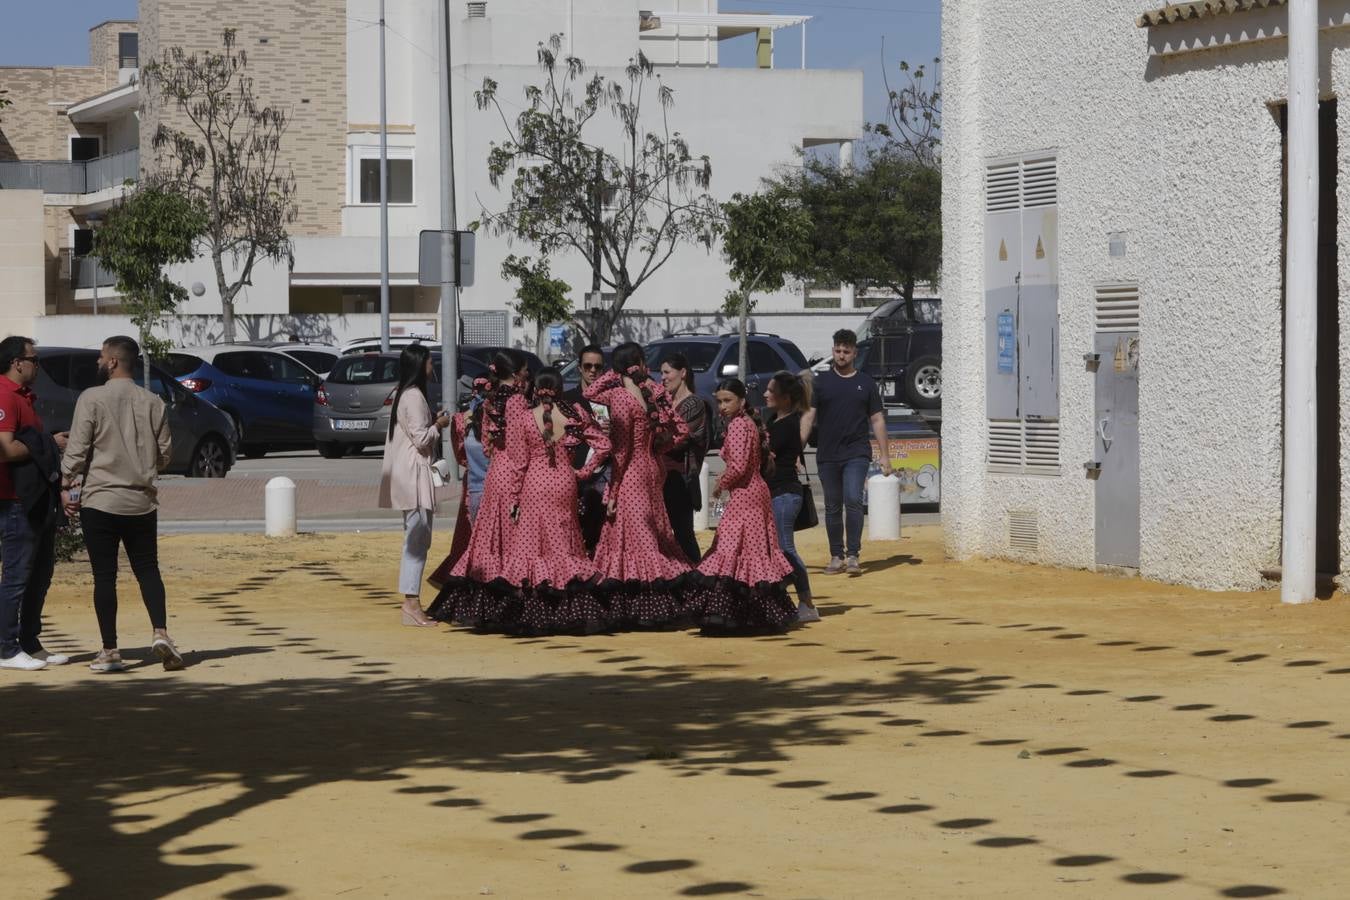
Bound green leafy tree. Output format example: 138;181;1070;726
501;254;572;357
94;184;207;368
720;191;812;379
143;29;297;344
773;150;940;321
474;35;721;343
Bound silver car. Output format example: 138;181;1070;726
314;353;426;458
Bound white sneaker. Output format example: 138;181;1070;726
796;601;821;624
29;649;70;665
152;636;185;671
0;651;47;671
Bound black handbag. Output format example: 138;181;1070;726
794;481;818;531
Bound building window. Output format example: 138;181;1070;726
118;32;139;69
350;146;414;205
72;228;95;257
70;136;102;162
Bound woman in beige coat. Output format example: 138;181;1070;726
379;344;450;626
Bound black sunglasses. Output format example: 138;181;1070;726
581;362;604;371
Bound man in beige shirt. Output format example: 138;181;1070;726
61;336;182;672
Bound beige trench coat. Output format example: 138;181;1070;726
378;388;439;511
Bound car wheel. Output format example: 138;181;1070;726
317;441;344;459
188;436;231;478
905;357;942;409
240;443;269;459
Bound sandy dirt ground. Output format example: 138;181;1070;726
4;525;1350;899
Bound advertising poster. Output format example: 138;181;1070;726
871;434;941;505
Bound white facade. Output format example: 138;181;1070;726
330;0;862;345
941;0;1350;591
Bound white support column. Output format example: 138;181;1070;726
1282;0;1319;604
839;139;856;310
801;21;807;69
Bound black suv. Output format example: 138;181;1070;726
854;298;941;409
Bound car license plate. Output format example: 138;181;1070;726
335;419;373;431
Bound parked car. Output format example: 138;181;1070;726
35;347;237;478
340;335;437;356
239;341;341;379
164;346;322;458
644;333;809;409
313;350;490;458
340;337;546;375
853;298;942;409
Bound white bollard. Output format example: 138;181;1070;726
694;459;714;531
867;473;901;541
265;476;297;537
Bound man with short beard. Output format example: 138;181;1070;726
563;345;610;554
0;335;71;670
61;336;181;672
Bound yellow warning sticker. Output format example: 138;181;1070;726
1035;236;1045;260
998;239;1008;261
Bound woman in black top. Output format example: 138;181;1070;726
659;352;709;563
763;371;816;621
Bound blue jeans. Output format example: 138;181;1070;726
817;457;870;559
0;501;56;658
771;492;812;602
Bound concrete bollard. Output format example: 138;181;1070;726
867;473;901;541
265;476;297;537
693;459;713;531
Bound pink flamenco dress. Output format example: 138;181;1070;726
584;370;696;625
499;398;614;633
695;414;797;631
427;386;530;628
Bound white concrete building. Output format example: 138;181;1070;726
941;0;1350;591
1;1;867;362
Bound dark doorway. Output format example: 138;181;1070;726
69;137;101;162
1314;100;1340;574
1279;99;1341;576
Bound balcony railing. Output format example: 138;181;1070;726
65;251;118;290
0;148;138;194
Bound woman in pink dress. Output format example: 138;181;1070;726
584;342;694;625
696;378;797;632
500;369;612;633
427;350;531;627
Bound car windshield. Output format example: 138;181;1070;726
645;342;721;372
327;356;400;385
856;299;943;342
856;301;904;343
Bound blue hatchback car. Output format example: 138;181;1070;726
166;346;322;457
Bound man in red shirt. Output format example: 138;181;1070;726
0;336;71;671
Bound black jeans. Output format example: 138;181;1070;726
80;507;167;650
663;470;701;565
0;500;56;658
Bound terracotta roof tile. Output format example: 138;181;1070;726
1137;0;1286;28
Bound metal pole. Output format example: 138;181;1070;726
379;0;391;353
1283;0;1319;604
839;139;856;310
439;0;461;477
801;21;806;70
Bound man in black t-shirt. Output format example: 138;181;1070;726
803;329;894;576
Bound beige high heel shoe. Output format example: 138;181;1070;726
401;602;438;627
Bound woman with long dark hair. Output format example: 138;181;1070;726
497;368;613;632
659;352;708;563
696;378;797;631
585;341;694;624
378;343;451;626
428;350;532;626
763;371;816;621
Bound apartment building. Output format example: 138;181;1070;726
0;1;863;357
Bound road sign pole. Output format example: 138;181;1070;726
439;0;460;477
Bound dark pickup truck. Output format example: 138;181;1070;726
855;298;941;410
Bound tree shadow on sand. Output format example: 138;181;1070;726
2;665;1004;897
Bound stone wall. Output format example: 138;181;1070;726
0;67;107;161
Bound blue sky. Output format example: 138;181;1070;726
0;0;941;126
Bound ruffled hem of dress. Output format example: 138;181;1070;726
689;576;797;632
427;574;611;635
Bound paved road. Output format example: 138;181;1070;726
157;446;939;531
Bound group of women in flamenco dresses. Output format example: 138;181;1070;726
425;343;803;635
